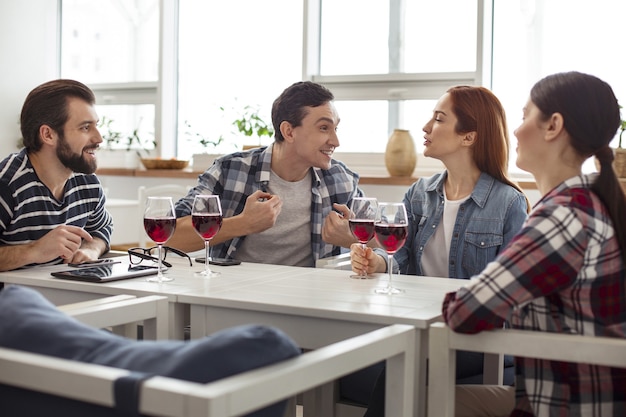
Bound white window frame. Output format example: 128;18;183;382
75;0;491;174
302;0;491;175
303;0;490;123
84;0;178;158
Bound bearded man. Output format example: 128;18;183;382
0;79;112;270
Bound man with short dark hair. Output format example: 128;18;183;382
0;79;112;271
170;81;362;266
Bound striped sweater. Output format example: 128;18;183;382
0;149;112;266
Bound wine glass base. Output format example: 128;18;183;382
195;270;221;278
374;286;404;294
146;275;173;283
349;273;376;279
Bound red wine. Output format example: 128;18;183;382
374;224;408;254
144;217;176;244
192;214;223;239
349;219;376;244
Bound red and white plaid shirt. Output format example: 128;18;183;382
443;174;626;417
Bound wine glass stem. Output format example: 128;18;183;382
204;240;211;275
157;244;163;283
360;243;368;277
387;254;393;290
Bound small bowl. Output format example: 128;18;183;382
140;158;189;170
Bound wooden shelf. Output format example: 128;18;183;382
96;168;626;192
96;168;420;186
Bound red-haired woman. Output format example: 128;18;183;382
346;86;530;411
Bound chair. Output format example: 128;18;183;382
0;323;417;417
58;294;169;340
138;184;192;247
314;252;369;416
427;322;626;417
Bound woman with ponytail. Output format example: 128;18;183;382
443;71;626;416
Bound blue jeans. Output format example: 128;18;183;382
0;285;300;417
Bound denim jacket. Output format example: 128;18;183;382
386;171;528;278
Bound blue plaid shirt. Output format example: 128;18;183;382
175;145;363;261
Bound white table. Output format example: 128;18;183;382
0;257;466;417
0;256;198;339
175;265;466;417
0;257;321;340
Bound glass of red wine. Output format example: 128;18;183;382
143;196;176;283
374;202;408;294
348;197;378;279
192;194;223;277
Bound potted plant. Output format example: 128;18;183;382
97;116;155;169
232;105;274;150
185;119;227;171
184;119;225;151
99;116;123;149
188;105;274;171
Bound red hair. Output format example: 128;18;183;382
447;85;529;212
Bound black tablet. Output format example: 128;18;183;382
51;263;159;283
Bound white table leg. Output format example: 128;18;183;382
414;329;428;417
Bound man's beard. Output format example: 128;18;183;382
56;133;97;174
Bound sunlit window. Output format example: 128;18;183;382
334;99;437;154
60;0;479;161
320;1;477;75
95;105;155;154
61;0;159;83
177;0;302;158
61;0;159;151
59;0;626;175
492;0;626;174
314;0;481;155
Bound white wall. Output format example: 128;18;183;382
0;1;59;158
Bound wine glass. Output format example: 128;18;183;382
374;202;408;294
348;197;378;279
143;196;176;283
191;195;223;277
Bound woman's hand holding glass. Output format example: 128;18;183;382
143;196;176;283
348;197;378;278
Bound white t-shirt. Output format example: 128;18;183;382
421;188;470;277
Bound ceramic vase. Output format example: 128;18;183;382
384;129;417;176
